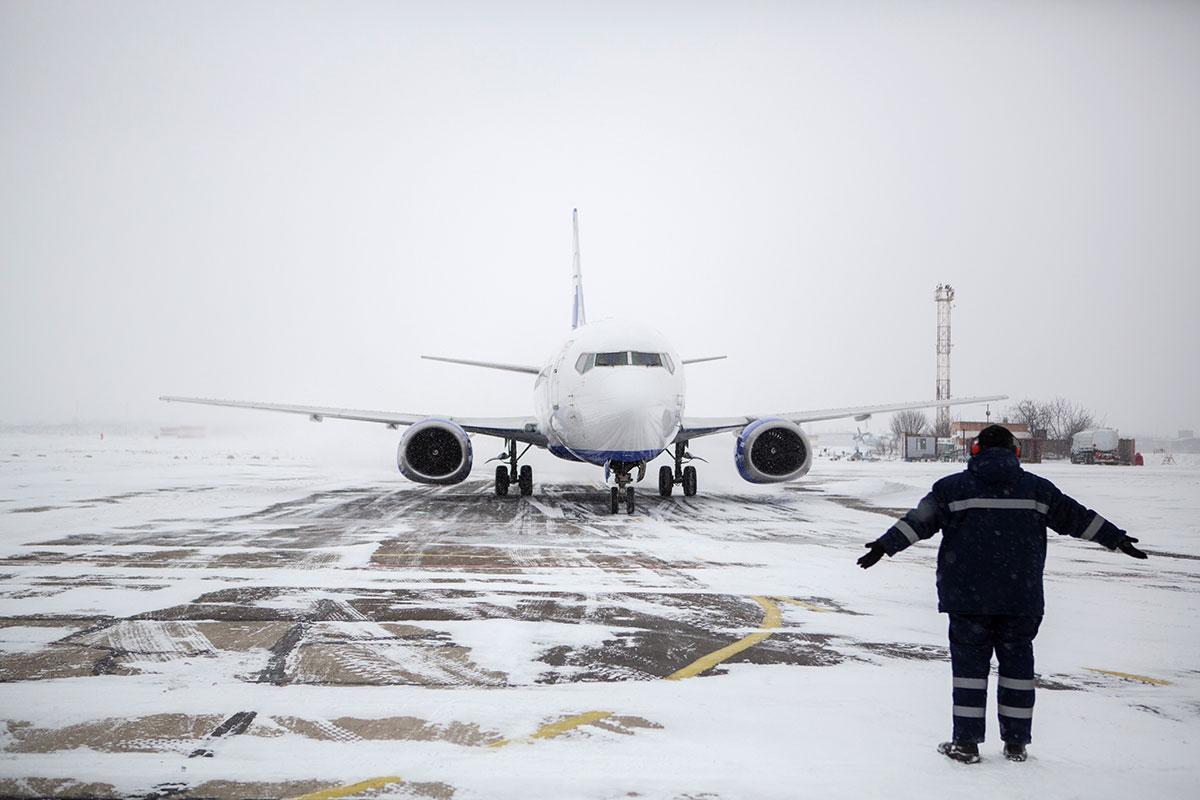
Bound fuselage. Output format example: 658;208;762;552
534;319;685;465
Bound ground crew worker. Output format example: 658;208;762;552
857;424;1148;763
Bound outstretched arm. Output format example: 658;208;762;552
1043;481;1147;559
858;491;944;569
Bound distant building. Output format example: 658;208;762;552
1173;437;1200;454
903;434;939;461
951;421;1032;449
1180;429;1195;440
951;421;1040;463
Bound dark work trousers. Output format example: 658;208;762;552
948;613;1042;744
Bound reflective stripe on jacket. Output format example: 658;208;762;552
874;447;1127;615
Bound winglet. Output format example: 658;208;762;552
571;209;586;329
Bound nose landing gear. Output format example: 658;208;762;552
609;486;635;514
658;442;699;497
492;439;534;497
607;460;644;514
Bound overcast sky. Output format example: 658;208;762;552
2;1;1197;436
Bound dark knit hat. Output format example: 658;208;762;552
977;424;1017;452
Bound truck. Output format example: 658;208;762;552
1071;428;1124;465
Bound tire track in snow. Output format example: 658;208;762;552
76;620;215;662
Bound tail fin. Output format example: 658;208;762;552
571;208;586;329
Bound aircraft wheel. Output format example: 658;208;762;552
610;487;620;514
682;465;698;497
495;466;510;497
626;486;636;514
518;465;533;496
658;465;673;497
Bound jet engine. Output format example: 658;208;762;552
735;418;813;483
397;418;473;484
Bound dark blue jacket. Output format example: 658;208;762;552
873;447;1128;616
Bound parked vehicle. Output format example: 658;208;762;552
1071;429;1132;465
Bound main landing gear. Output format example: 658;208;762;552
658;442;698;498
492;439;533;497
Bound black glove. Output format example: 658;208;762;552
858;542;886;569
1118;536;1148;560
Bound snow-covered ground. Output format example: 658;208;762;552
0;432;1197;799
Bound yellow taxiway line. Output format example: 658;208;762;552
666;595;782;680
293;776;407;800
775;597;833;613
490;709;617;749
1085;668;1172;686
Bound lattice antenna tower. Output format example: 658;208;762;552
935;284;955;434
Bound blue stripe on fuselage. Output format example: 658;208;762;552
549;445;661;465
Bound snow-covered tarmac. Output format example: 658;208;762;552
0;433;1196;799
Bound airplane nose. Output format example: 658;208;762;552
564;370;680;455
618;403;676;446
655;405;679;441
567;401;675;455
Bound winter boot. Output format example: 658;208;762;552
938;740;981;764
1004;741;1027;762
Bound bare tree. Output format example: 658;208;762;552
1003;397;1099;458
891;409;930;442
1046;397;1096;442
1009;399;1051;438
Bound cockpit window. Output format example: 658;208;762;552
577;351;674;373
594;351;630;367
631;352;662;368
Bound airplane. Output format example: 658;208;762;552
853;427;894;455
162;210;1005;514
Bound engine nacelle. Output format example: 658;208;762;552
735;418;813;483
397;418;473;484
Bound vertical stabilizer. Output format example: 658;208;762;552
571;208;586;329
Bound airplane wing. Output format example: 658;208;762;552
420;356;540;375
159;396;547;446
676;394;1008;441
